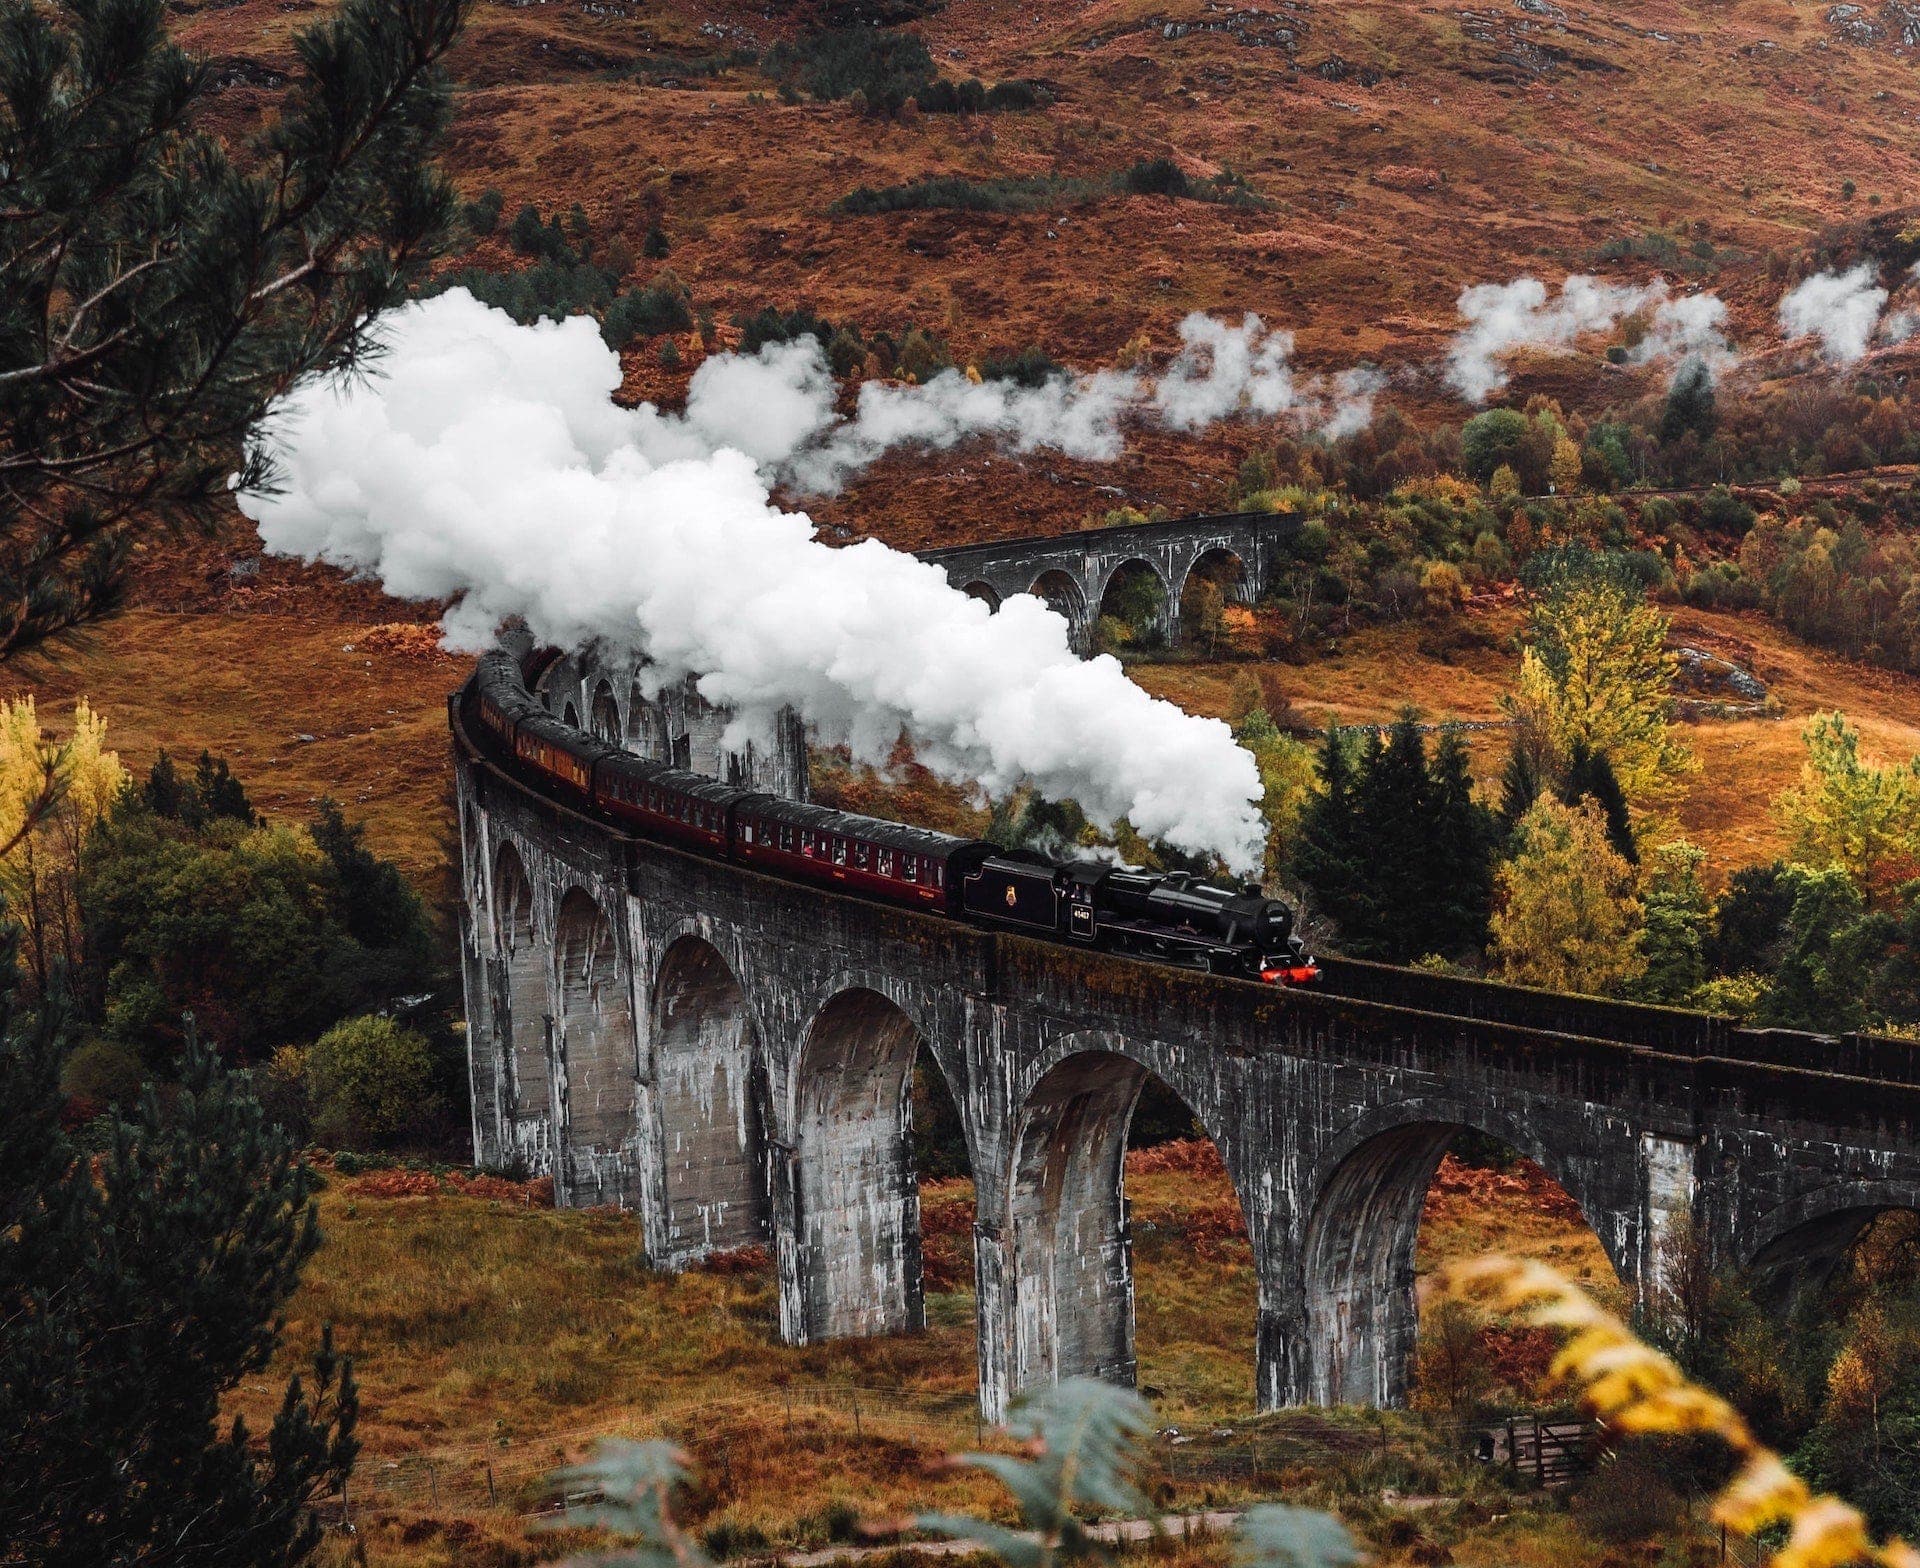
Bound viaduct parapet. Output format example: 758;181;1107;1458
453;683;1920;1421
917;511;1303;653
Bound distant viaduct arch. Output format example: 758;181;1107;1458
918;511;1286;655
454;668;1920;1421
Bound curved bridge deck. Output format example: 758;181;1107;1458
452;684;1920;1420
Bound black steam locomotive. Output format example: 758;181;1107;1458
460;650;1319;987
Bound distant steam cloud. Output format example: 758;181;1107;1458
1313;366;1388;441
1445;274;1733;402
1151;311;1298;430
1629;292;1734;372
1778;264;1889;365
682;308;1329;493
238;291;1268;871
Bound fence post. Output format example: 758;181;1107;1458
852;1388;862;1439
429;1462;438;1509
487;1462;497;1507
341;1475;352;1529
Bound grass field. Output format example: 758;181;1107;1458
260;1146;1638;1568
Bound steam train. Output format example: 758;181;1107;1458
461;650;1320;986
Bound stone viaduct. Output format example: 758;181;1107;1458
918;511;1304;653
453;658;1920;1423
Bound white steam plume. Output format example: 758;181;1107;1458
238;290;1267;871
1446;274;1732;401
1778;264;1888;364
1152;311;1297;429
1313;366;1387;440
1630;292;1734;374
789;363;1138;492
789;309;1307;491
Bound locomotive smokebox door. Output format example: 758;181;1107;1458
961;856;1062;933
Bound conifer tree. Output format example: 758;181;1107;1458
1659;356;1718;445
1;1002;354;1566
1497;731;1545;839
1352;714;1434;959
1296;717;1496;962
1294;726;1366;937
0;0;468;657
1562;739;1638;865
1426;723;1498;954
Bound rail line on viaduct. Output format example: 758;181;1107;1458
453;588;1920;1427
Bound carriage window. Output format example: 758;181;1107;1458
902;857;917;884
933;864;943;888
854;843;871;871
833;838;848;866
742;822;754;844
878;849;894;877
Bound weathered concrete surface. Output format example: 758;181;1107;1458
918;512;1303;653
455;713;1920;1422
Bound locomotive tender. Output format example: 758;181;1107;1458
464;650;1320;987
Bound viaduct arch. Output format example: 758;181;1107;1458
454;673;1920;1422
918;511;1297;654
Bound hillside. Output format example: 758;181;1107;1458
168;0;1920;546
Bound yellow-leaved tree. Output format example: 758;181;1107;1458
1490;795;1646;995
1549;433;1583;495
1233;711;1317;882
0;696;129;990
1504;552;1695;817
1776;710;1920;907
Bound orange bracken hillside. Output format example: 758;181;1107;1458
174;0;1920;546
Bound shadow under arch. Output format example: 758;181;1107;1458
1180;545;1248;603
493;841;550;1134
962;580;1001;611
1094;558;1170;650
1744;1181;1920;1310
1301;1104;1620;1409
652;933;769;1262
554;886;637;1205
1027;568;1090;652
1178;546;1247;649
787;985;961;1343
